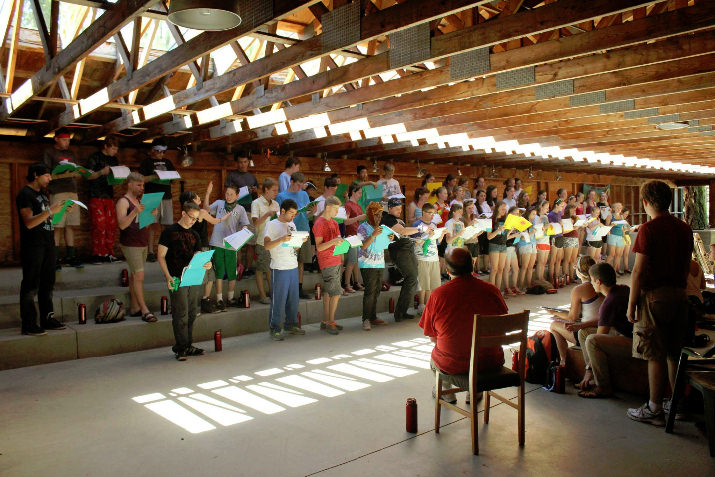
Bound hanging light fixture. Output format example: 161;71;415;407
178;145;194;167
555;169;562;181
488;165;498;178
168;0;242;31
457;167;463;176
323;153;331;172
372;158;378;173
528;166;535;179
416;160;424;178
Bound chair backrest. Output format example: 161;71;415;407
469;310;530;379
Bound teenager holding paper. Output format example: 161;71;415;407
358;202;389;330
433;186;451;279
605;202;626;275
43;128;82;268
86;134;119;263
157;202;211;361
411;203;440;315
548;198;566;288
377;163;401;204
475;189;491;274
138;138;176;262
487;201;508;294
534;200;551;283
17;163;68;335
517;208;538;290
620;207;634;274
264;199;308;341
313;197;346;335
252;178;280;305
503;206;524;296
313;177;338;216
561;204;581;284
277;172;317;299
343;183;366;293
116;172;156;323
206;184;250;311
407;187;429;225
586;206;604;262
444;203;466;254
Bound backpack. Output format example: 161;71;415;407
95;298;126;324
512;330;560;384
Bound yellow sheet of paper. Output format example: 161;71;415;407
523;185;533;196
504;214;532;232
426;182;441;204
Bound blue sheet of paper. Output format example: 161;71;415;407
374;225;397;251
138;192;164;229
180;250;215;287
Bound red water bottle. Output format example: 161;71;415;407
406;398;417;433
214;330;222;352
120;269;129;287
315;283;322;300
78;303;86;324
161;296;168;315
243;290;250;308
297;312;302;328
555;365;565;394
414;294;419;308
389;297;395;314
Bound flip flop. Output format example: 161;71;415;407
129;310;142;317
578;389;612;399
142;312;158;323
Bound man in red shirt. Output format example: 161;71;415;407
313;196;346;335
627;180;693;426
419;248;508;404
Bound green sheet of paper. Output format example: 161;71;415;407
332;240;350;256
50;199;87;225
138;192;164;229
298;200;320;214
336;183;348;204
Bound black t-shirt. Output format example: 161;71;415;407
158;223;201;278
43;147;77;195
598;284;633;339
86;151;119;199
380;213;413;252
16;185;53;247
225;170;258;211
139;157;176;199
191;218;209;249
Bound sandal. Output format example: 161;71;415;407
344;286;355;294
353;283;364;291
141;312;158;323
578;388;612;399
129;310;142;317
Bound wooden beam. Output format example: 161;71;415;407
49;0;59;57
44;0;322;136
130;18;142;74
3;0;157;117
5;0;23;93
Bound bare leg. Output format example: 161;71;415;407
204;280;213;298
256;270;267;299
536;249;549;281
550;321;576;365
329;295;340;323
648;359;668;408
65;226;75;247
132;271;150;314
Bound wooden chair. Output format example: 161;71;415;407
665;347;715;456
434;309;529;455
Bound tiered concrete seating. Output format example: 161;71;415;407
0;262;402;370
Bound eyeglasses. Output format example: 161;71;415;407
186;215;199;222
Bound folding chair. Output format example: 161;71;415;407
434;309;529;455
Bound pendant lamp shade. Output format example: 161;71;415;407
168;0;242;31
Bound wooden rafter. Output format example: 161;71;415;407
5;0;23;93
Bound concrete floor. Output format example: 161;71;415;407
1;290;715;476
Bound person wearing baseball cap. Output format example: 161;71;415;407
380;196;420;321
138;137;177;262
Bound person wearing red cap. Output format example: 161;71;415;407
43;127;82;268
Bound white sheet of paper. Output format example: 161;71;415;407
549;223;563;235
430;227;448;241
345;235;362;247
461;225;481;241
335;207;348;221
110;166;130;179
282;231;310;248
224;228;254;250
561;218;574;233
155;170;181;180
611;220;629;225
238;186;250;200
388;193;406;200
534;223;544;239
69;199;88;209
475;218;493;232
600;206;611;219
591;225;612;239
574;215;594;227
432;215;443;225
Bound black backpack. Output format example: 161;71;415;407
524;330;560;384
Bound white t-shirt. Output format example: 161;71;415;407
264;218;298;270
378;178;401;199
208;200;250;247
503;198;516;210
251;195;279;246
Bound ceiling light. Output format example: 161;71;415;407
528;166;535;179
488;165;498;179
457;168;462;176
178;146;194;168
372;159;378;173
656;121;689;130
323;159;331;172
168;0;242;31
555;170;562;182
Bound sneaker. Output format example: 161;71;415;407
147;253;157;263
323;322;340;335
21;324;47;336
662;398;686;420
270;331;285;341
417;303;425;314
215;299;226;312
226;298;241;307
285;326;306;335
320;321;343;330
432;385;457;404
200;297;215;314
175;351;188;361
259;296;271;305
41;313;66;330
186;346;205;356
370;318;387;326
362;320;372;331
299;289;312;299
627;402;665;426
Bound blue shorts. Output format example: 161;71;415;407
518;243;536;254
607;234;624;247
489;243;507;253
506;246;517;258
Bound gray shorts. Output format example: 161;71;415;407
154;198;174;225
256;244;271;273
297;238;313;264
345;246;358;264
506;246;517;259
321;265;343;297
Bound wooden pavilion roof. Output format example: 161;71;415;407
1;0;714;180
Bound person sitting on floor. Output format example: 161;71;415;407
574;262;633;398
419;248;508;404
549;255;604;366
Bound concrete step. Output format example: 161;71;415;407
0;267;375;329
0;287;405;370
